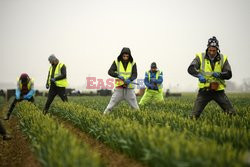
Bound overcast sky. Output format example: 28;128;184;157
0;0;249;91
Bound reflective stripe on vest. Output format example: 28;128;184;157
146;70;163;91
115;60;134;88
198;53;227;91
49;63;68;87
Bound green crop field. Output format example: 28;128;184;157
2;93;250;167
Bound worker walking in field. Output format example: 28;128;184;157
104;47;139;114
0;121;12;140
4;73;35;120
139;62;164;105
43;54;68;114
188;36;236;119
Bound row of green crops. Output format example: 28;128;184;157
64;96;250;151
48;101;248;167
110;108;249;150
68;95;250;128
15;102;103;167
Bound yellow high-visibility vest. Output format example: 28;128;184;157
18;78;34;90
114;60;135;88
49;63;68;87
146;70;163;92
197;53;227;91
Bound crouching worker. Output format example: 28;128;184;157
4;73;35;120
188;36;236;119
139;62;164;106
104;47;139;114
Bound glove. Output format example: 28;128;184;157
150;78;157;83
212;72;220;78
23;95;29;100
117;75;124;81
197;74;206;83
50;78;56;83
147;84;155;89
46;83;50;89
125;79;131;85
147;84;152;89
24;89;34;100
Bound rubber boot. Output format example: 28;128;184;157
4;113;10;120
43;109;48;115
3;134;12;140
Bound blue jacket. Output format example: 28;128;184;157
144;70;163;89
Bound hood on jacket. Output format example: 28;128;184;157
117;47;133;63
19;73;30;84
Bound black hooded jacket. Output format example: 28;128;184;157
108;47;137;81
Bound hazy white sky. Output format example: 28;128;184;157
0;0;249;91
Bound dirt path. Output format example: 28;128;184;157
55;117;147;167
0;103;41;167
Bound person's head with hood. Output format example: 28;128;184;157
206;36;220;58
117;47;133;63
19;73;30;85
48;54;59;66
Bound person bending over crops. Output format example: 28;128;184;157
4;73;35;120
43;54;68;114
188;36;236;119
104;47;139;114
139;62;164;105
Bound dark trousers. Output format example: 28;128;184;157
192;90;236;119
44;86;68;112
7;97;35;116
0;121;6;136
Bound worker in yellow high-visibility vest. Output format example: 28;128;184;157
4;73;35;120
188;36;236;119
139;62;164;106
104;47;139;114
43;54;68;114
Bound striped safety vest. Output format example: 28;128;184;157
115;60;135;88
146;70;163;92
48;62;68;87
197;53;227;91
